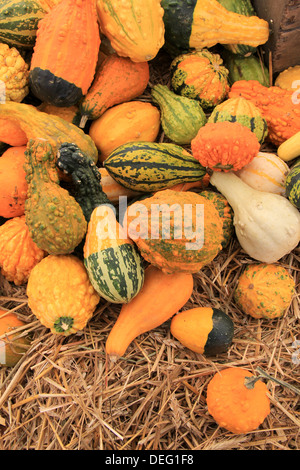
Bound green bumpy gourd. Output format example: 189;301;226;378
151;84;207;144
24;139;87;255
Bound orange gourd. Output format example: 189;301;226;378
29;0;101;107
0;310;30;367
206;367;270;434
79;54;150;127
0;146;28;218
0;119;28;147
105;264;194;360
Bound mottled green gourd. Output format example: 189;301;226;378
24;139;87;255
208;96;268;144
151;84;207;144
223;52;270;87
285;158;300;209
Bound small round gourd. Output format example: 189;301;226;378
170;307;234;355
234;263;295;319
0;310;30;367
206;367;270;434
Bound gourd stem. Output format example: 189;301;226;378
244;366;300;395
79;115;88;129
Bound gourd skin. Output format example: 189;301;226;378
170;307;234;355
234;263;295;319
105;264;194;359
104;141;207;192
29;0;100;106
210;171;300;263
0;146;28;218
0;42;29;102
27;255;100;335
84;205;145;304
96;0;165;62
0;310;30;367
0;119;28;147
275;65;300;91
98;168;143;203
206;367;270;434
0;216;46;285
24;139;87;255
151;84;207;144
223;53;270;87
285;158;300;210
277;132;300;162
126;190;224;274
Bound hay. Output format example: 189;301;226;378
0;50;300;451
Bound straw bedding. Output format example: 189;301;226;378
0;50;299;451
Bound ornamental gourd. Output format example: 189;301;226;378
285;158;300;210
125;190;224;274
210;171;300;263
0;146;28;218
24;139;87;255
275;65;300;91
234;263;295;319
206;367;270;434
0;42;29;102
0;119;28;147
29;0;101;107
105;264;194;360
27;254;100;335
277;132;300;162
223;52;270;87
0;310;30;367
96;0;165;63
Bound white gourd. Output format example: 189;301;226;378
210;171;300;263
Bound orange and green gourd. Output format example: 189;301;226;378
125;189;224;274
26;254;100;335
229;80;300;146
170;49;230;109
234;263;295;319
199;190;234;248
206;367;270;434
0;310;30;367
24;139;87;255
29;0;100;107
207;97;268;144
191;121;260;172
0;216;46;285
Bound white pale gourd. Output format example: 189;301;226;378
210;171;300;263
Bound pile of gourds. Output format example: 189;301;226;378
0;0;300;436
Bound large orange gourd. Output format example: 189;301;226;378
29;0;100;107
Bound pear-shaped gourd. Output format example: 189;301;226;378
210;171;300;263
151;84;207;144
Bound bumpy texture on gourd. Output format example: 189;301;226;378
199;190;234;248
0;216;46;285
27;254;100;335
170;50;230;109
125;190;224;274
208;97;268;144
151;84;207;144
0;42;29;102
24;139;87;255
206;367;270;434
191;121;260;172
229;80;300;146
96;0;165;62
234;263;295;319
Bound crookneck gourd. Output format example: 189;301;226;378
56;143;112;223
24;139;87;255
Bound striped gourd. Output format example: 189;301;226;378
208;97;268;144
151;84;207;145
285;158;300;209
0;0;47;49
84;205;144;303
104;142;207;192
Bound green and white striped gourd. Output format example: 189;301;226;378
151;84;207;144
104;141;207;192
285;158;300;209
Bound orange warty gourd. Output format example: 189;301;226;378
0;146;28;218
29;0;101;107
234;263;295;319
0;310;30;367
0;119;28;147
206;367;270;434
229;80;300;146
105;264;194;360
0;216;46;285
191;121;260;172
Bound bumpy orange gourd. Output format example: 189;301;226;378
0;146;28;218
0;310;30;367
191;121;260;171
125;190;224;274
234;263;295;319
0;216;46;285
27;255;100;335
206;367;270;434
30;0;100;107
105;264;194;359
229;80;300;146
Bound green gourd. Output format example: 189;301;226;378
151;84;207;144
24;139;87;255
223;52;270;87
285;158;300;209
